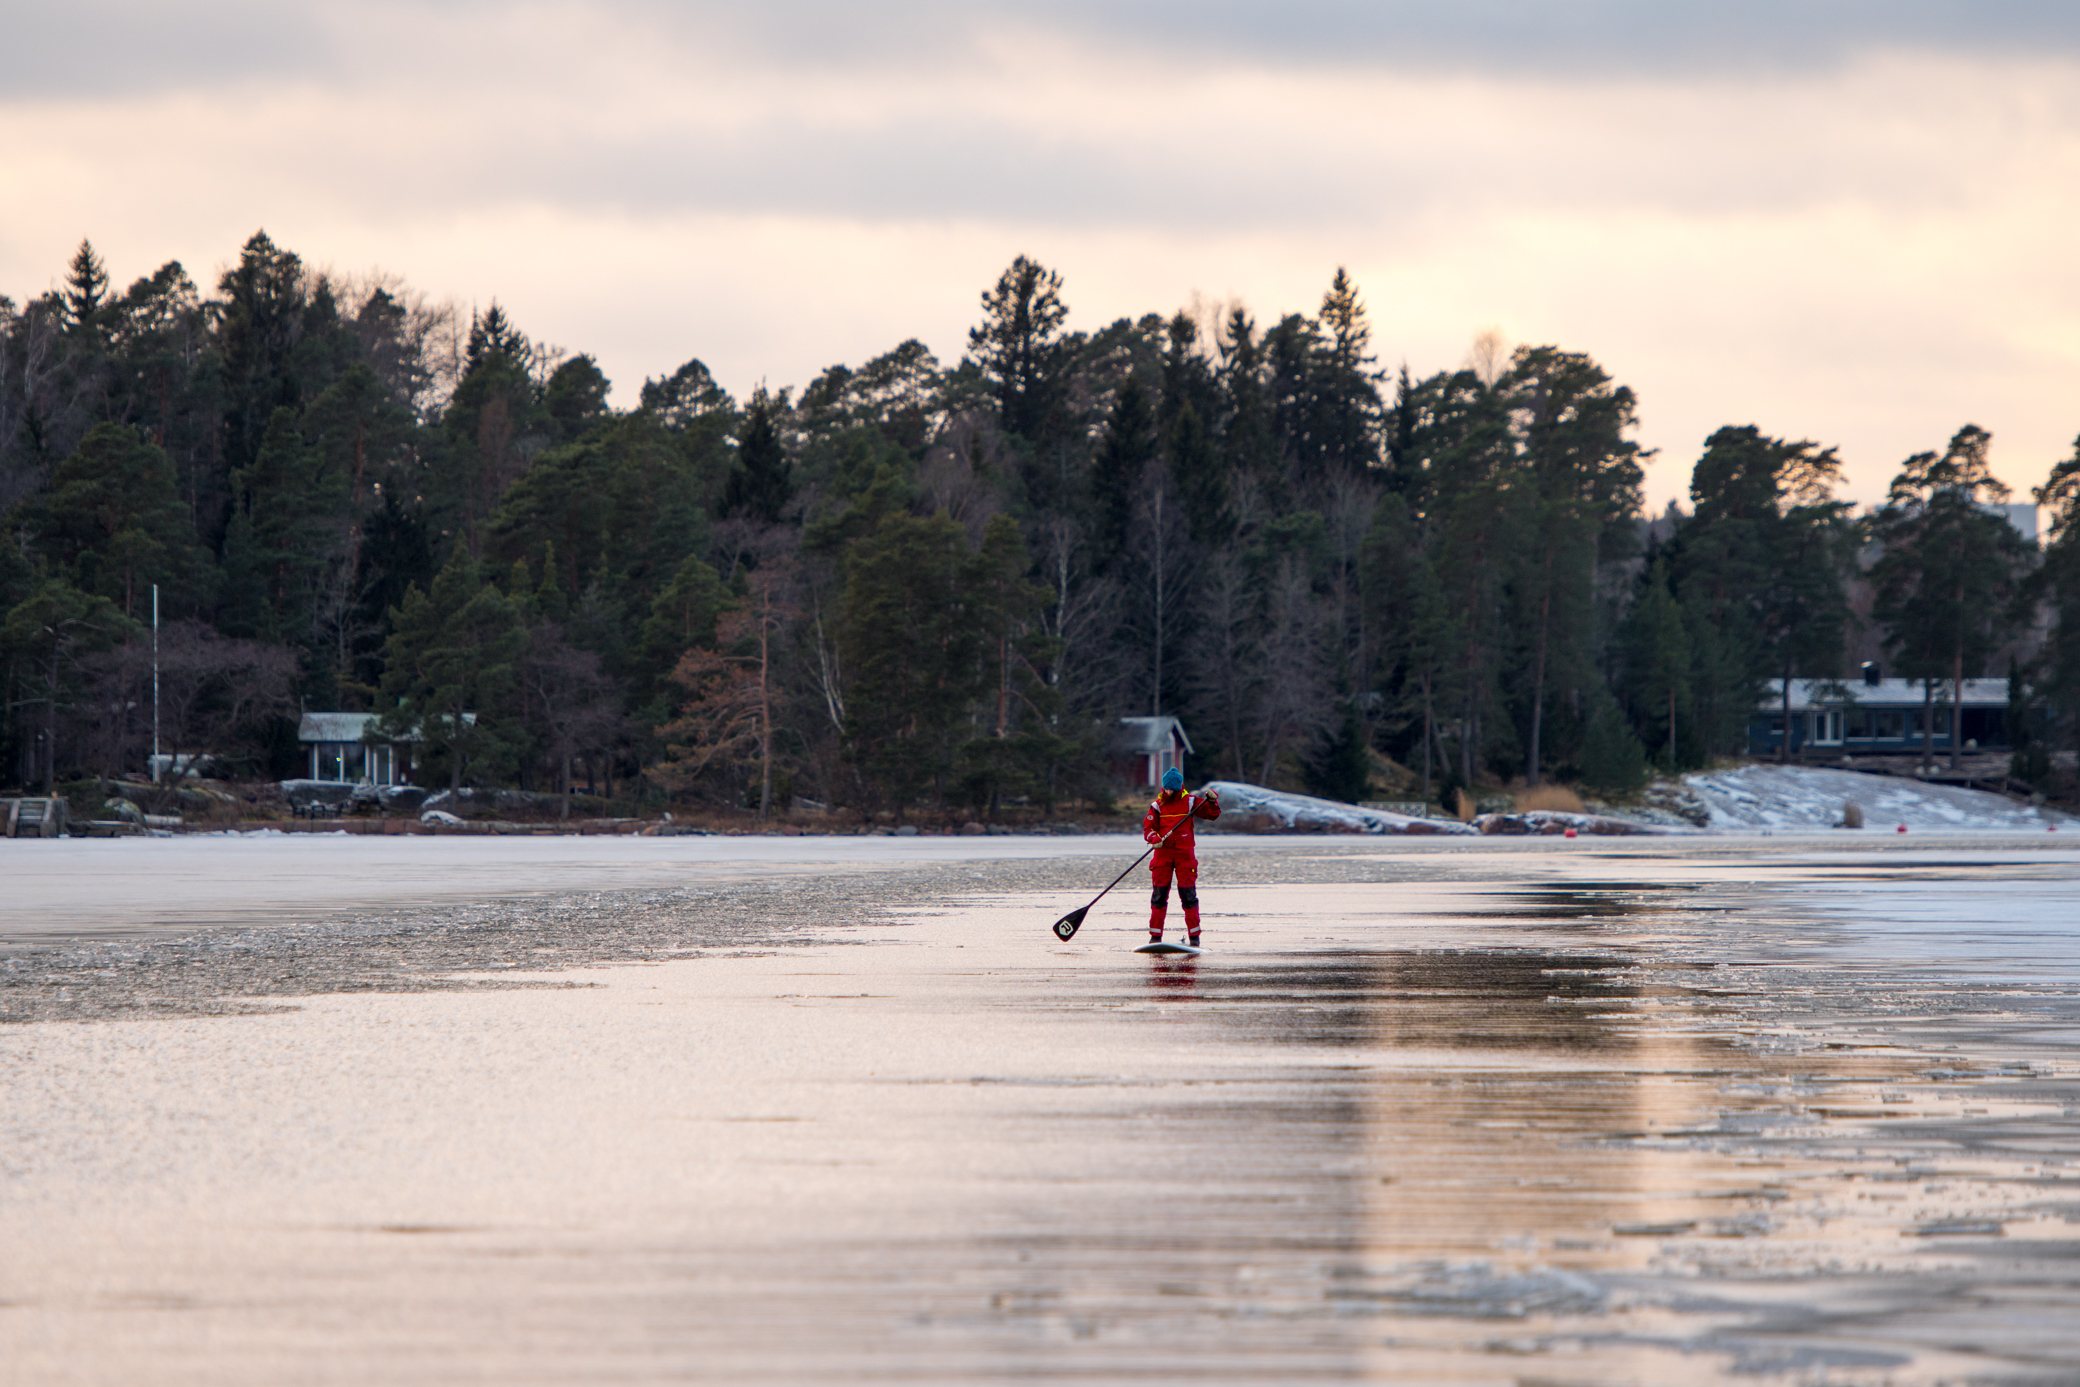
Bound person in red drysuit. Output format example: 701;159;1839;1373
1142;766;1221;946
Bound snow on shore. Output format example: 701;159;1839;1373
1680;763;2064;833
1202;766;2063;837
1198;782;1477;835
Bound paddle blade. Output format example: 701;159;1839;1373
1052;906;1088;941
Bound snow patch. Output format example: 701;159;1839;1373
1198;781;1476;835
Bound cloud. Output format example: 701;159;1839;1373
12;0;2080;99
3;0;2077;512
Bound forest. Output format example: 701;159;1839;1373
6;232;2080;818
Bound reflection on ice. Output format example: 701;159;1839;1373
5;841;2080;1382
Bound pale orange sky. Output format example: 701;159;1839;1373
4;2;2076;513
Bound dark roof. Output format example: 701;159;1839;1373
1111;716;1193;756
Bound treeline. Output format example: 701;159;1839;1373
5;234;2079;813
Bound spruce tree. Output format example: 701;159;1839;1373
1310;267;1383;479
1619;558;1693;769
216;231;309;484
1092;374;1155;560
1217;307;1282;511
465;302;528;372
722;388;794;525
63;240;109;330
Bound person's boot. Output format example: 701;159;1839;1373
1148;905;1166;944
1185;907;1201;949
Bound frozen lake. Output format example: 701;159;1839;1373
0;831;1178;942
5;834;2080;1383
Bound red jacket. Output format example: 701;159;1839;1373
1143;789;1220;854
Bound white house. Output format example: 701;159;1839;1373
297;712;412;785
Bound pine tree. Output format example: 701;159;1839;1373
839;513;993;815
2033;434;2080;776
1;577;136;790
639;357;734;429
638;553;733;706
544;355;611;444
1499;346;1645;785
1871;424;2035;770
378;548;527;789
30;423;207;618
1673;426;1851;759
968;256;1069;443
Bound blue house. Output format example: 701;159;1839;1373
1748;671;2011;758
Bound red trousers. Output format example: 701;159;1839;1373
1149;850;1200;937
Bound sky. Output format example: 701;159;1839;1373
3;1;2077;513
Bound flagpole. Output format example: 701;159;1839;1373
152;584;160;782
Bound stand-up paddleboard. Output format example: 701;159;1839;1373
1133;941;1202;956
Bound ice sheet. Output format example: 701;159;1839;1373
5;839;2080;1383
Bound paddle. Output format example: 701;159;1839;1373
1051;796;1198;941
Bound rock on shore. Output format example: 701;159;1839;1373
1473;809;1685;836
